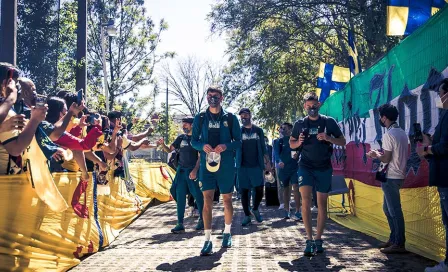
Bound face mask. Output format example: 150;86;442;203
436;92;448;109
183;127;190;134
208;96;221;107
307;106;319;117
379;117;386;128
241;118;251;126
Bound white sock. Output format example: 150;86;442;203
204;229;212;241
224;224;231;234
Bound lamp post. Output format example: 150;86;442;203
100;19;117;113
0;0;17;64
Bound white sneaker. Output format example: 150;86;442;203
425;262;448;272
278;204;285;210
311;206;318;213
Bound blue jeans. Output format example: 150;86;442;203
438;187;448;264
381;179;405;246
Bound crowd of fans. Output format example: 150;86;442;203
0;62;156;217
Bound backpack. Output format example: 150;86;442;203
168;150;179;169
199;111;234;140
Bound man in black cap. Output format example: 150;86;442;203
158;117;204;233
237;108;271;226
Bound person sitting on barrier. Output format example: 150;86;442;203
157;117;204;233
367;103;408;254
416;79;448;272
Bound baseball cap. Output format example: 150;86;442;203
238;108;251;115
206;152;221;172
182;117;194;124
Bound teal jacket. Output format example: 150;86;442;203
191;108;242;169
237;125;267;169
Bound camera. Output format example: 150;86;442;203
412;123;423;143
88;113;100;125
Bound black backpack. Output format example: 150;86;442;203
198;111;234;140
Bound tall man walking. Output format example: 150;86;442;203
191;86;241;256
290;92;346;256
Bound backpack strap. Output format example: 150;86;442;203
199;111;234;140
227;112;234;140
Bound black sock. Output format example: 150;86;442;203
253;186;264;211
241;188;251;216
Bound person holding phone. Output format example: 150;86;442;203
0;63;20;124
366;103;408;254
0;63;49;175
290;92;346;256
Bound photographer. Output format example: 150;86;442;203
417;79;448;272
366;104;408;254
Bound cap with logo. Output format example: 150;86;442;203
206;152;221;172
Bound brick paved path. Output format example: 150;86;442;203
71;199;436;271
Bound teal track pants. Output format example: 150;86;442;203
172;167;204;224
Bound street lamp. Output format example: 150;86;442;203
100;19;117;113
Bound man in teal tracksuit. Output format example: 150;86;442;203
158;117;204;233
191;86;241;256
237;108;271;226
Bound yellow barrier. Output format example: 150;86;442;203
0;161;174;271
329;179;445;262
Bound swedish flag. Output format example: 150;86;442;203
387;0;447;36
316;62;350;103
348;30;362;76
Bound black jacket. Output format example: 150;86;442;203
429;110;448;187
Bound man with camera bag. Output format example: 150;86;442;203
158;117;204;233
366;103;408;254
290;92;346;256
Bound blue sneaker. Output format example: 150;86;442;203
222;233;232;248
200;241;213;256
304;240;315;256
171;224;185;234
195;219;204;230
315;239;325;253
250;209;263;223
291;211;302;221
283;210;290;219
242;216;252;226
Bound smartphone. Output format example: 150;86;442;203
36;95;46;108
302;128;310;138
77;89;84;106
89;113;100;125
15;99;24;115
413;123;423;143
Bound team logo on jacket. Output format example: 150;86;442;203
223;121;228;127
199;181;203;188
298;176;303;185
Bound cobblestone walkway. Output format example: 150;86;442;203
71;199;436;271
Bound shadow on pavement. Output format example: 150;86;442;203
156;248;227;271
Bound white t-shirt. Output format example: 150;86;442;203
382;126;409;179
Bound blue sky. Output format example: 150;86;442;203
145;0;228;111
